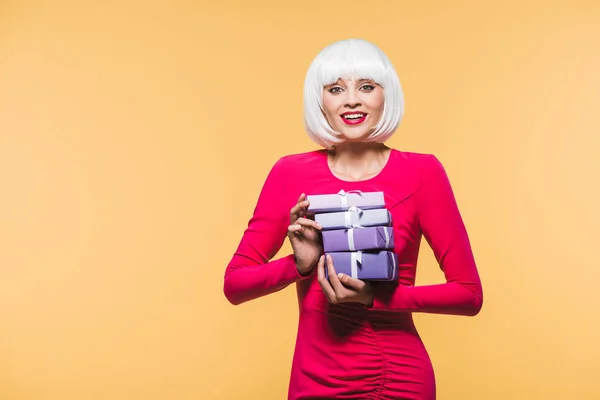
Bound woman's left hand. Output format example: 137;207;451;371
317;254;374;307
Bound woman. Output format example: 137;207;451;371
223;38;483;400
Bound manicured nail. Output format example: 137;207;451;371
337;273;344;279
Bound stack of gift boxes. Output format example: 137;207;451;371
306;190;399;281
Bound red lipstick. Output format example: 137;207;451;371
340;112;367;125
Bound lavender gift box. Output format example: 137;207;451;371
307;190;385;213
315;207;392;230
324;250;398;281
322;226;395;252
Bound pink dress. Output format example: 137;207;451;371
223;149;483;400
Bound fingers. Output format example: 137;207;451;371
318;255;368;305
325;254;345;294
318;254;349;305
287;224;303;235
287;225;318;238
290;203;308;223
288;212;321;237
291;217;321;231
337;273;366;291
289;193;309;224
317;255;337;302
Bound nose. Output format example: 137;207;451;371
344;100;362;108
344;88;362;108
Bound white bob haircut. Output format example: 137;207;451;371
303;38;405;149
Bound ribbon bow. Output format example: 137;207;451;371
344;206;364;228
337;189;363;209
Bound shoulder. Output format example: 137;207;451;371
392;148;437;163
391;150;455;203
391;149;446;178
259;149;325;191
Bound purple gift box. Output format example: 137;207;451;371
324;251;398;281
315;208;392;230
307;190;385;214
322;226;394;252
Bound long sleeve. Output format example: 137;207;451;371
223;157;308;305
369;155;483;316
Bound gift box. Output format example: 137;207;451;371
324;250;398;281
307;190;385;213
322;226;394;252
315;207;392;230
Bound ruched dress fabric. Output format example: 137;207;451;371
223;149;483;400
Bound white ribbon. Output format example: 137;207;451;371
347;228;356;251
383;227;391;248
350;251;362;278
344;206;363;228
390;252;397;278
337;189;363;209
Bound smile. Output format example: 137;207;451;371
340;112;368;125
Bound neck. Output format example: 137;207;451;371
326;142;391;181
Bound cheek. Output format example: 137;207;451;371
367;91;385;114
322;96;338;116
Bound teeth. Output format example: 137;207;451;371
343;113;365;119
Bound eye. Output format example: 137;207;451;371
360;84;376;91
327;86;343;93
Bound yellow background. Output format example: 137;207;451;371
1;1;599;399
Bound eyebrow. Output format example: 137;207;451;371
326;78;375;87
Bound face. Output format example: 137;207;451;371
322;77;384;141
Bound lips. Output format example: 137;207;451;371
340;112;368;125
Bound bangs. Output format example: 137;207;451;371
315;44;391;89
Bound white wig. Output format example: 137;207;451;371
303;38;405;149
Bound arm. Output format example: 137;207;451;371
223;157;308;305
368;155;483;316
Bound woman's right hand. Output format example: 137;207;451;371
287;193;323;276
